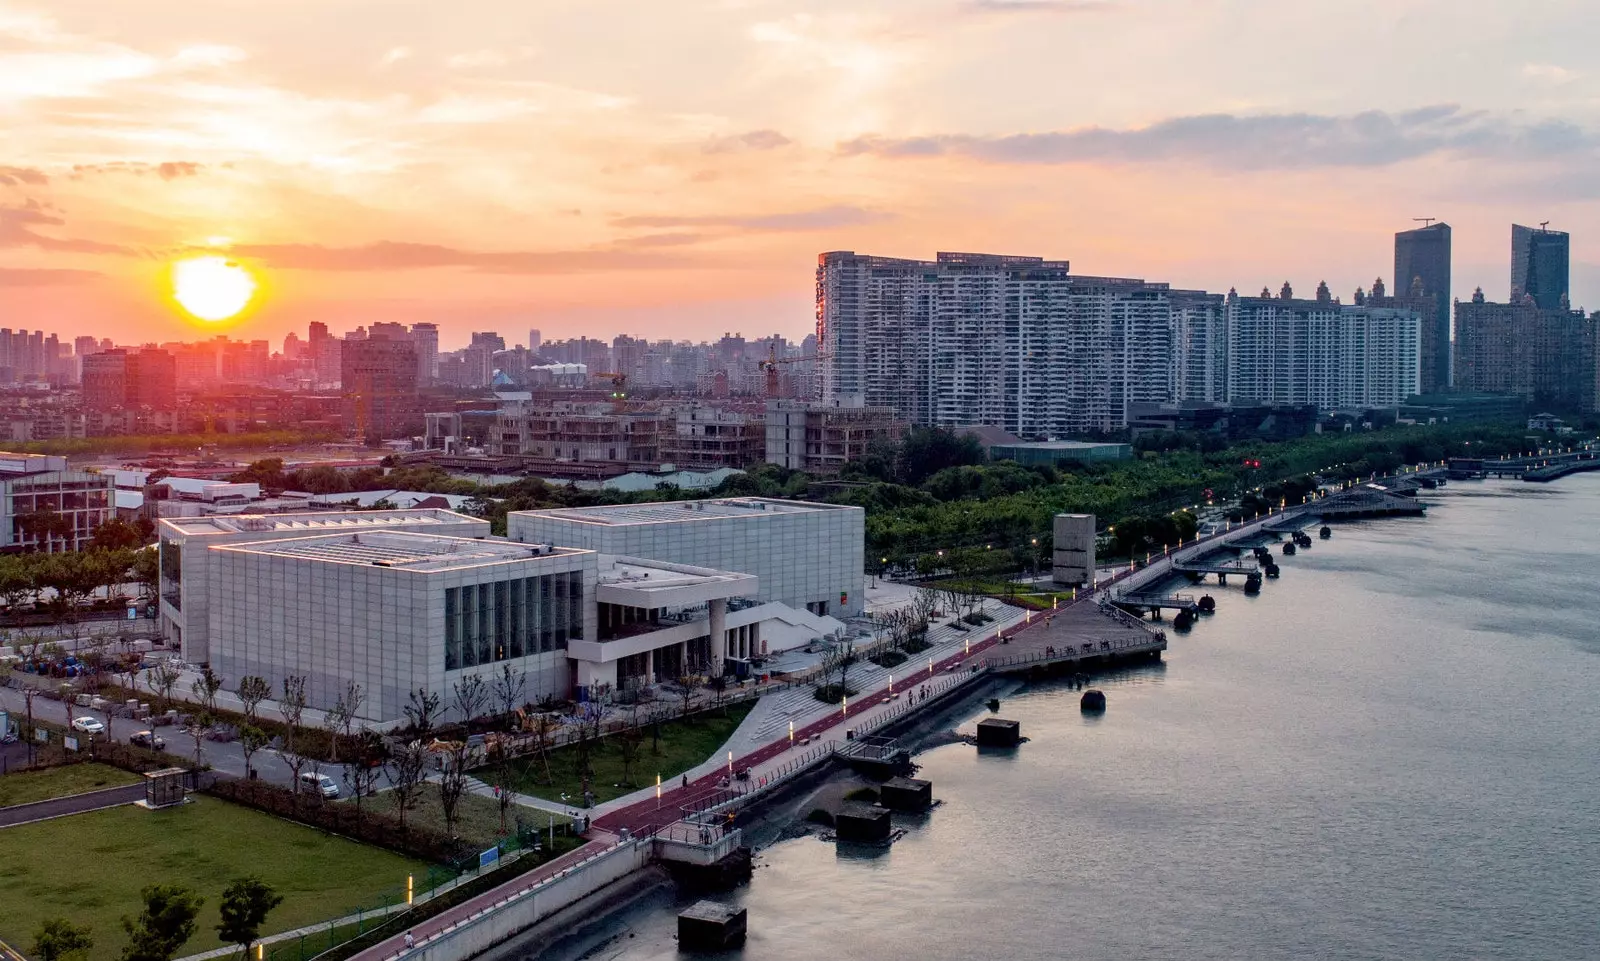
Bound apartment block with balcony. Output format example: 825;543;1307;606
764;399;905;475
0;452;114;552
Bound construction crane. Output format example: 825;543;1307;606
588;372;629;412
756;344;808;399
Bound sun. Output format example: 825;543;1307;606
172;256;257;322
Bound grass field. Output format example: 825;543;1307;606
0;764;142;808
0;795;429;961
497;703;753;806
366;787;570;850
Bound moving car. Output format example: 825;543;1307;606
130;730;166;750
300;772;340;798
70;716;105;734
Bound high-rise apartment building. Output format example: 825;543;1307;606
341;331;420;439
1454;288;1594;410
81;348;179;410
1394;222;1452;392
81;351;127;411
1170;290;1228;403
1225;285;1421;409
411;323;439;383
1511;224;1571;310
818;251;1175;436
308;322;340;385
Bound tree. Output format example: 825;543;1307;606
386;739;428;832
344;729;388;824
435;740;471;837
120;884;204;961
238;725;268;783
90;517;147;552
144;659;183;715
616;702;645;789
32;918;93;961
190;667;223;714
186;711;212;770
490;741;515;834
528;711;558;785
16;509;75;552
403;687;441;741
235;676;270;724
489;664;527;727
451;674;489;728
216;877;283;960
324;681;364;764
278;676;308;796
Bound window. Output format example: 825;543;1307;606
444;587;460;670
159;539;182;611
461;585;478;667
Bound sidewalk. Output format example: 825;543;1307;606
0;782;146;829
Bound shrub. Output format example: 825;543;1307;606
805;808;834;827
867;650;908;669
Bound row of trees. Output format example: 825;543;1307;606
0;545;157;623
33;877;281;961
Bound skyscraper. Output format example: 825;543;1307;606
411;322;439;383
341;330;420;439
1455;287;1593;410
1511;224;1571;310
1393;221;1451;393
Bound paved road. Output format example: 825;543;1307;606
0;682;351;792
0;782;145;828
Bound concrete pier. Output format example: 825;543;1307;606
835;803;893;843
879;777;933;812
678;901;747;951
976;718;1021;747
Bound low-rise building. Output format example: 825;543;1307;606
157;508;490;664
0;452;114;552
764;399;905;475
508;496;865;618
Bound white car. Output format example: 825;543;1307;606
300;772;340;799
71;716;105;734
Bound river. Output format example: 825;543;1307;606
519;475;1600;961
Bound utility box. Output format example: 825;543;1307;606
1052;513;1096;587
879;777;933;812
677;900;747;951
976;718;1021;748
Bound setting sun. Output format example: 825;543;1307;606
172;256;257;322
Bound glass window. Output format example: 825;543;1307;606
494;580;509;661
568;573;583;642
540;575;553;653
444;587;460;670
461;584;478;667
477;583;493;666
508;577;524;659
159;538;182;611
552;573;568;648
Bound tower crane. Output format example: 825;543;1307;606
756;344;808;399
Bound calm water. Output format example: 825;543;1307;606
530;476;1600;961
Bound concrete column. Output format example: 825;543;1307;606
709;598;727;675
751;621;762;656
647;647;655;683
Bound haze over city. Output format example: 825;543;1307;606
3;0;1597;347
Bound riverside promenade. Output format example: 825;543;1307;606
350;499;1331;961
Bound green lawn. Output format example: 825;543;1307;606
495;704;753;806
0;795;429;961
0;763;142;808
365;788;570;850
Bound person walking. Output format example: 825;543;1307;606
404;931;415;952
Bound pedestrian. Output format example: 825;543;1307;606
682;773;689;788
404;931;415;952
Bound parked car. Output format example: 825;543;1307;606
70;716;105;734
130;730;166;751
300;772;340;799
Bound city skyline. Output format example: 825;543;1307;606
2;0;1598;345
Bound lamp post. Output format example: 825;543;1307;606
789;720;794;745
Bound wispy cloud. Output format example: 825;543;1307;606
839;106;1598;170
69;161;205;180
959;0;1114;13
0;201;132;254
1522;63;1580;86
0;165;49;186
224;240;689;273
0;266;100;286
613;204;890;231
702;129;793;153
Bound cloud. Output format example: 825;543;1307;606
1522;64;1579;86
838;106;1599;170
377;46;412;67
225;240;688;273
959;0;1114;13
0;266;100;286
612;204;891;231
68;161;204;180
613;232;707;248
0;166;48;186
702;129;793;153
0;201;132;254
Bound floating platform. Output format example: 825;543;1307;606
835;803;893;843
976;717;1021;747
879;777;933;812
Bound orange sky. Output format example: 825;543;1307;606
2;0;1596;350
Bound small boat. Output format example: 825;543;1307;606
1281;542;1297;556
1244;574;1263;594
1080;690;1106;712
1319;526;1332;539
986;698;1001;712
1197;594;1217;613
1264;564;1280;579
1174;609;1195;630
